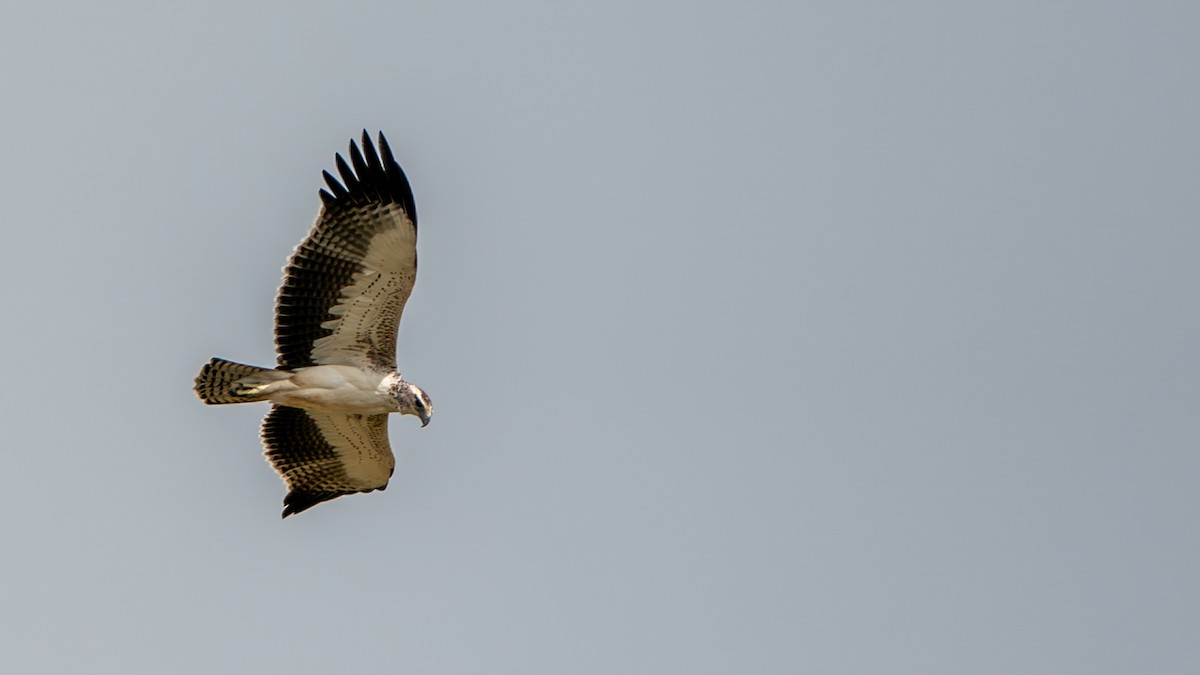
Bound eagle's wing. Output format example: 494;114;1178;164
261;405;395;518
275;131;418;371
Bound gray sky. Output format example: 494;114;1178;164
2;1;1197;673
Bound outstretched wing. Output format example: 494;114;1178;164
275;131;418;371
261;405;395;517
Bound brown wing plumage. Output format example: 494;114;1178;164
261;405;395;518
275;131;418;371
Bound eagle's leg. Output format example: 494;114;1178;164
231;371;294;397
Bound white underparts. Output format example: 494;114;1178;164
264;365;400;415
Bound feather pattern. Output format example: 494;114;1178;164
275;131;418;371
261;405;394;518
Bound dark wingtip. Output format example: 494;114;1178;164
349;141;369;178
322;169;348;198
378;133;397;169
281;489;338;518
361;132;382;173
315;131;416;223
334;153;357;191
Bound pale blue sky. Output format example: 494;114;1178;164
1;2;1198;673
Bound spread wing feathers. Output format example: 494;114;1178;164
262;405;396;518
275;131;418;371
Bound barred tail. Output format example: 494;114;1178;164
194;357;280;404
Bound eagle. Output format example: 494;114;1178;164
194;131;432;518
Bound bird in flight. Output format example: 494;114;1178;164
194;131;432;518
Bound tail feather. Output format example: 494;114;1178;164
194;357;280;404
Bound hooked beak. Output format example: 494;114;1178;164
420;414;431;428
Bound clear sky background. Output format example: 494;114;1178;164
1;2;1197;673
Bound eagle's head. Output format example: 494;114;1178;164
395;381;433;427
